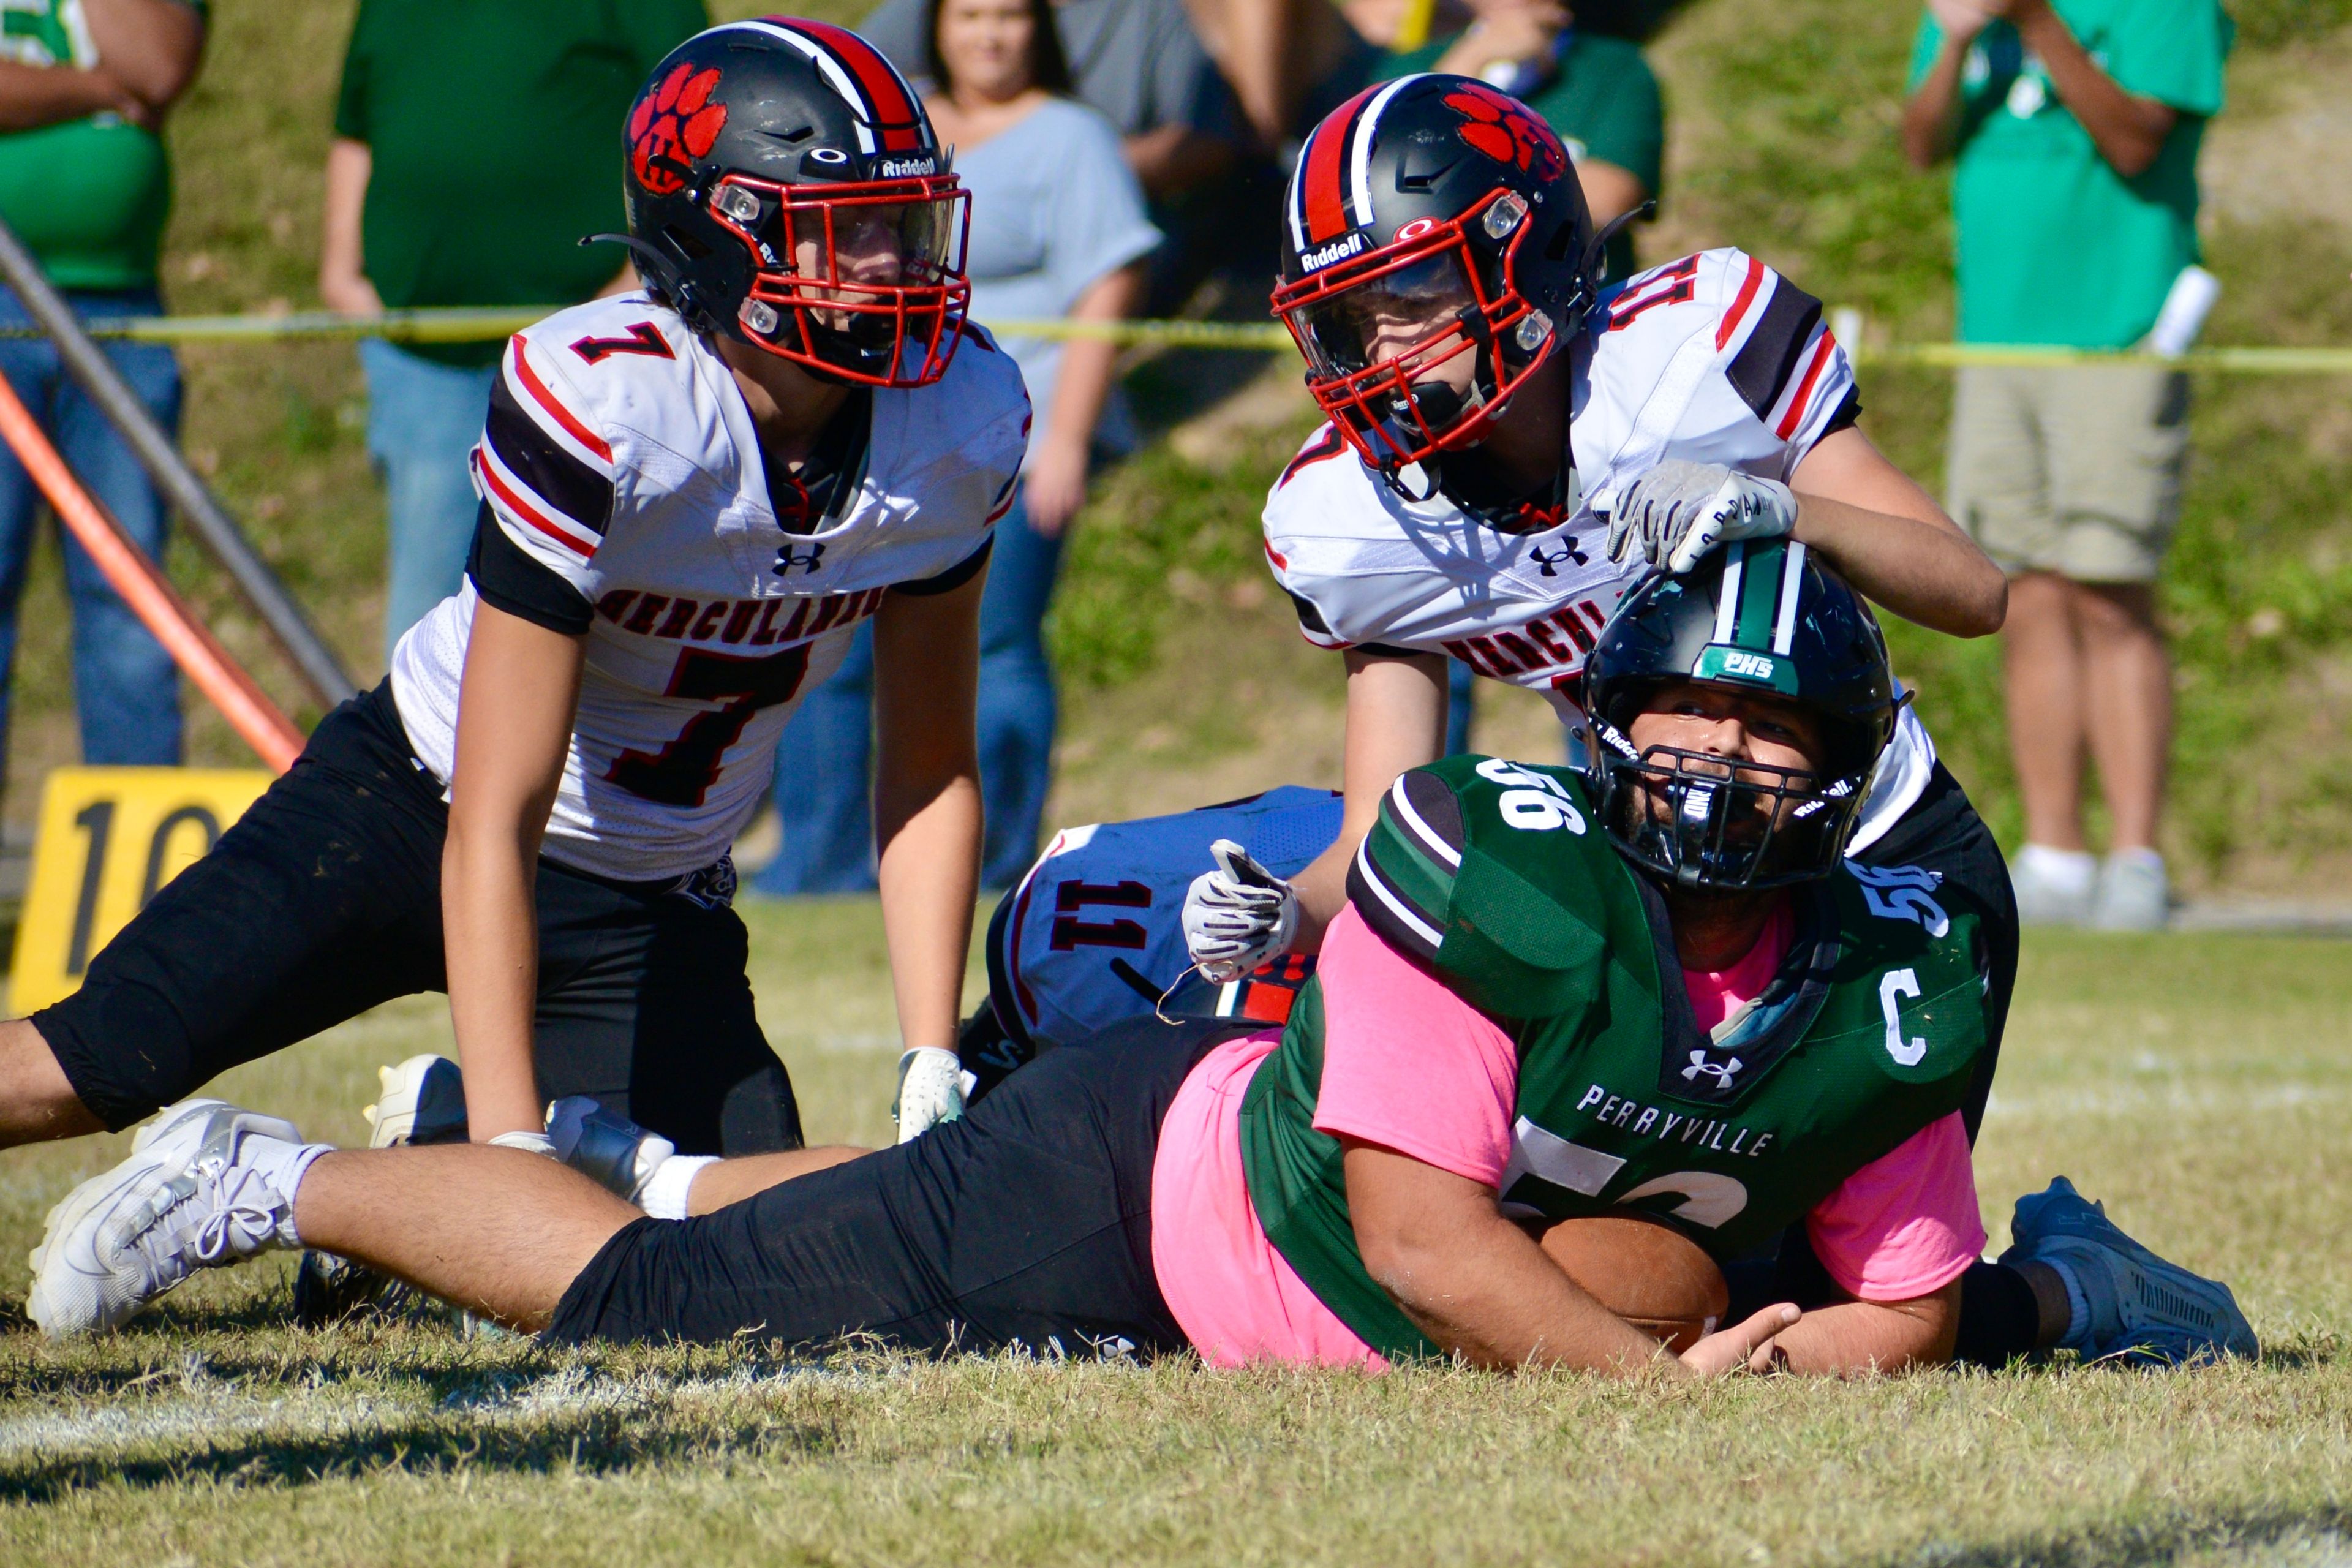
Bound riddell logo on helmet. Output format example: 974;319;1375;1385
878;156;938;178
1299;232;1367;273
631;63;728;197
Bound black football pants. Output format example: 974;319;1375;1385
37;681;802;1156
545;1015;1243;1352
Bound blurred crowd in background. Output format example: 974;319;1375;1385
0;0;2233;927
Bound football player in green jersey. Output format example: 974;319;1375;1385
30;543;2255;1373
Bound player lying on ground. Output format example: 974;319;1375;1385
29;544;2256;1370
0;22;1022;1171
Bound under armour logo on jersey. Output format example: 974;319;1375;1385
774;542;827;575
1527;541;1589;576
1681;1051;1743;1089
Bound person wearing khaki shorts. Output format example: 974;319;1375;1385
1903;0;2230;929
1945;361;2189;924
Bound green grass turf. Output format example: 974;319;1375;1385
0;902;2346;1566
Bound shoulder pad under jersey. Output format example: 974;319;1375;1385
1348;755;1640;1018
1583;248;1860;492
1814;859;1990;1090
917;319;1033;506
478;296;704;582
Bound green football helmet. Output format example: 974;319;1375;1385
1580;539;1897;891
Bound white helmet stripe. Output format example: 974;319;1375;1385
713;19;879;154
1347;75;1424;230
1773;540;1807;655
1286;124;1321;252
1712;541;1746;645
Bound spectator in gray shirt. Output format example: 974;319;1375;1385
857;0;1239;199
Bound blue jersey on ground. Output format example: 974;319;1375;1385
984;786;1344;1055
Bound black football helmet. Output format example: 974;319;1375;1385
1580;540;1898;891
1270;74;1604;482
611;17;970;386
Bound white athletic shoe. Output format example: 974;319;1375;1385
363;1054;469;1147
2000;1176;2257;1365
2091;851;2170;932
2011;845;2097;927
28;1099;305;1337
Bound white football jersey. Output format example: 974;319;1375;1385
1262;247;1934;848
390;294;1029;882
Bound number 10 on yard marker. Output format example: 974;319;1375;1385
9;767;271;1014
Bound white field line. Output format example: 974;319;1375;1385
1982;1079;2350;1120
0;1364;859;1464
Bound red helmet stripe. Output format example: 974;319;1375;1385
1297;84;1381;246
785;18;927;153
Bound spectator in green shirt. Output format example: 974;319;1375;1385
320;0;708;657
0;0;206;785
1903;0;2231;931
1379;0;1662;284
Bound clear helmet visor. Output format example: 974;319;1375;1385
778;194;962;289
1286;249;1480;379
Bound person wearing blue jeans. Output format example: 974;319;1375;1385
753;0;1158;896
756;489;1061;894
355;339;496;652
0;287;183;774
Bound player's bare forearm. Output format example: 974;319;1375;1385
443;605;586;1142
1346;1143;1679;1372
1292;649;1450;950
1790;426;2007;636
1343;1144;1806;1376
1757;1278;1961;1374
873;572;987;1053
2005;0;2176;177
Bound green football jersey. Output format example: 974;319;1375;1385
1238;755;1988;1361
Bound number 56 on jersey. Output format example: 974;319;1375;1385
10;768;270;1013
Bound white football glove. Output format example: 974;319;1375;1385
1605;459;1798;575
892;1046;967;1144
1182;839;1300;985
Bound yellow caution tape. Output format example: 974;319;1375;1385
12;307;2352;371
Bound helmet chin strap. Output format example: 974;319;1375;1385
583;233;710;331
1581;200;1656;285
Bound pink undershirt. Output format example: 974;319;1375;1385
1149;902;1986;1368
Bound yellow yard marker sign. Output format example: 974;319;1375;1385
9;767;271;1014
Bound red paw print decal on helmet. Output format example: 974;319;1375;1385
1442;84;1566;181
630;63;728;197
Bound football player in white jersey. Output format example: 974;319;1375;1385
0;22;1025;1178
1182;73;2007;986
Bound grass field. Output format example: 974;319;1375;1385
0;906;2346;1566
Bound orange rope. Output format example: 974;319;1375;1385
0;370;304;773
